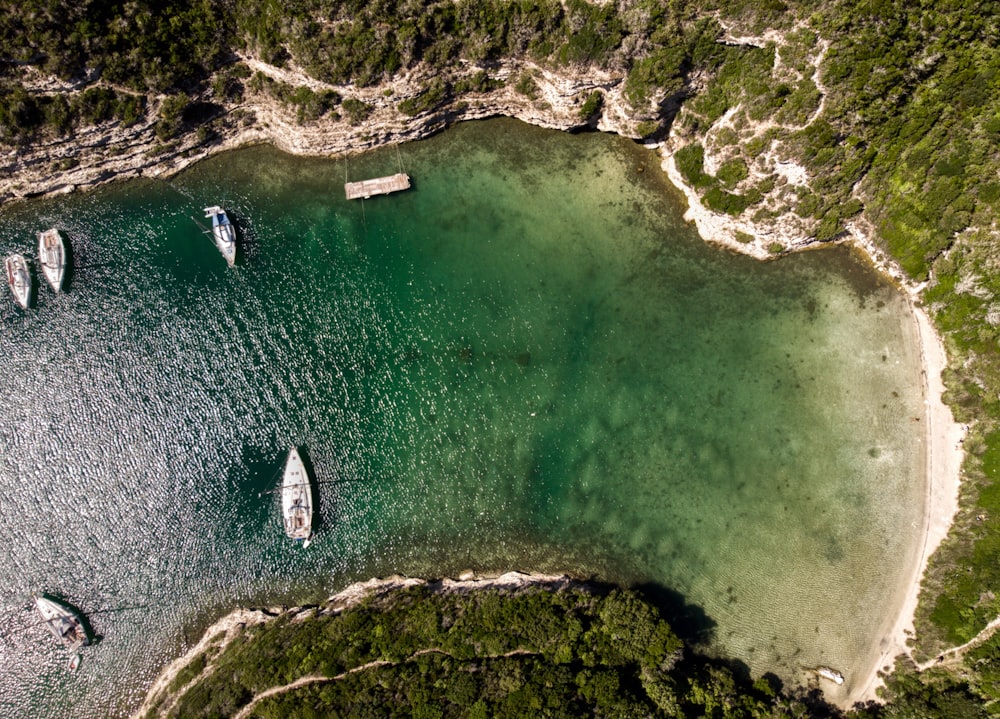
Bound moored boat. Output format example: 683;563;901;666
5;254;32;309
204;206;236;267
34;594;91;653
37;228;67;292
282;447;313;546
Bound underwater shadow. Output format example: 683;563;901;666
631;580;717;648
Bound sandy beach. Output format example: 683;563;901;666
659;141;966;706
844;301;964;704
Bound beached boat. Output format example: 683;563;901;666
37;228;67;292
282;447;313;546
810;666;845;685
5;254;32;309
35;594;90;653
204;206;236;267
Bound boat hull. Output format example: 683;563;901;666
282;448;313;543
35;595;90;651
37;228;66;292
5;254;32;309
204;206;236;267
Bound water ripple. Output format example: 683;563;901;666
0;121;927;717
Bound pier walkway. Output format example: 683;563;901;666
344;173;411;200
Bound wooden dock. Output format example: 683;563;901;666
344;173;411;200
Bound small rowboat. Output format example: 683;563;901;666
809;666;845;685
282;448;313;546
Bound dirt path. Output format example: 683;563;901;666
231;646;543;719
231;662;392;719
915;615;1000;672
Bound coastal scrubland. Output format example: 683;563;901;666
5;0;1000;716
138;582;827;719
140;580;994;719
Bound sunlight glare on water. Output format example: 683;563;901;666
0;119;924;716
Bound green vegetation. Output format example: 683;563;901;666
150;584;848;719
579;90;603;121
5;1;1000;716
340;97;373;125
398;81;451;117
247;73;341;123
149;583;1000;718
514;71;541;99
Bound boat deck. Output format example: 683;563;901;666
345;173;411;200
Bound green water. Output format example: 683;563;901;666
0;119;924;716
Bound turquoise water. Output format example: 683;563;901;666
0;119;924;716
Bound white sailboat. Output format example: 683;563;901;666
5;254;32;309
203;206;236;267
34;594;90;664
282;447;313;546
37;228;67;292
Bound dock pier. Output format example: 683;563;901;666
344;173;411;200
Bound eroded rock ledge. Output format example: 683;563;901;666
1;47;849;270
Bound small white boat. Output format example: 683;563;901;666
37;228;67;292
282;447;313;546
810;666;845;685
204;206;236;267
5;254;32;309
35;594;90;653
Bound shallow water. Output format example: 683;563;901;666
0;119;924;716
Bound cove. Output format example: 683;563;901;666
0;118;925;718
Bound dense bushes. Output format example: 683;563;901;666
0;0;227;91
153;584;842;719
6;2;1000;715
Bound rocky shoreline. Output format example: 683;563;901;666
132;571;577;719
4;52;964;713
0;57;625;205
1;50;883;272
0;49;916;285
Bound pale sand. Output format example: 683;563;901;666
845;301;964;705
659;140;965;705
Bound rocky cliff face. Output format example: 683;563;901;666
0;32;902;275
0;56;638;203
